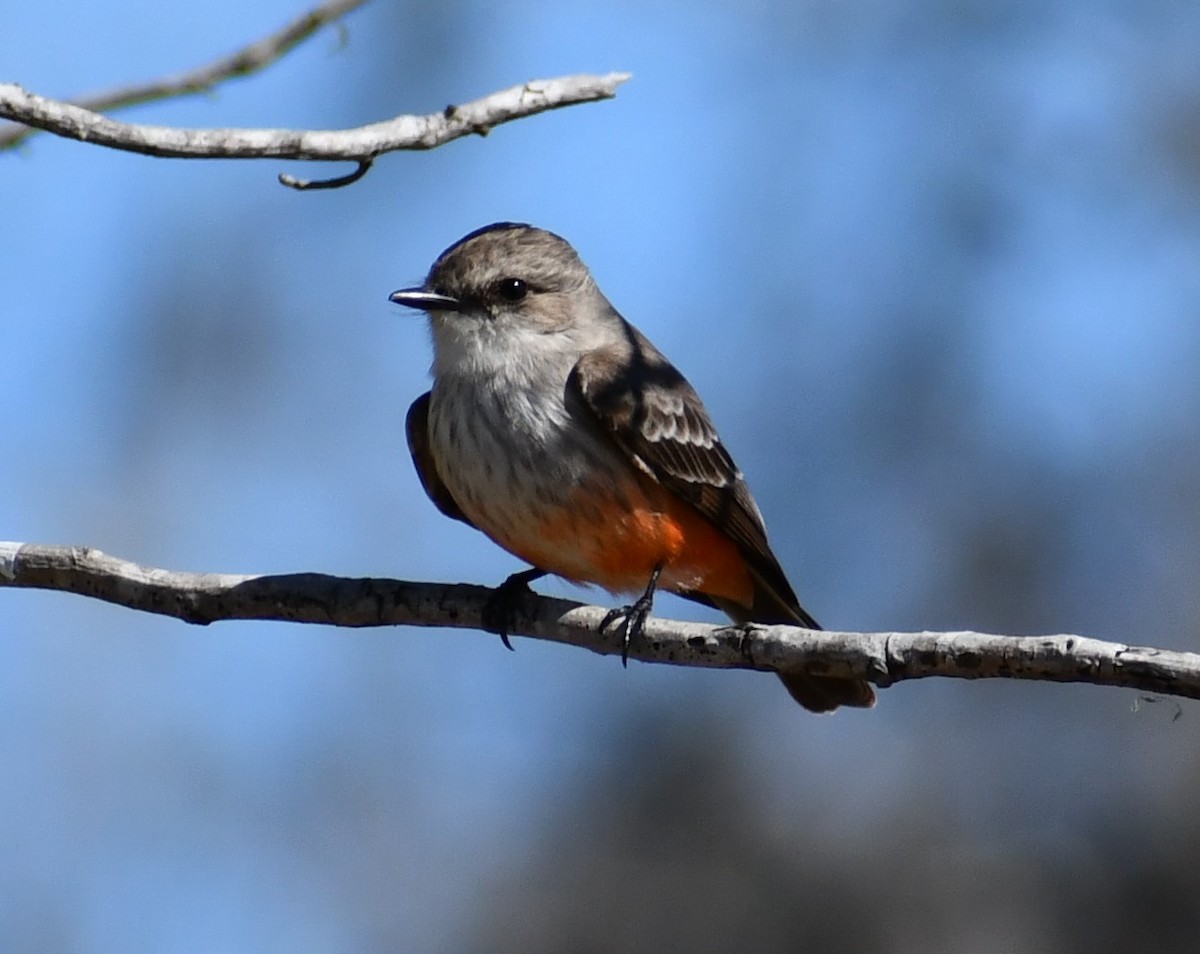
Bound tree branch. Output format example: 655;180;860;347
0;0;372;152
0;72;632;188
3;543;1197;704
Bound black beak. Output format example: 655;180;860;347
388;288;462;312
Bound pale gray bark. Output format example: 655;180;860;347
3;542;1196;704
0;0;629;188
0;0;372;151
0;73;631;188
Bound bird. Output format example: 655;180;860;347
389;222;875;713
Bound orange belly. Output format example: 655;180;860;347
499;476;755;608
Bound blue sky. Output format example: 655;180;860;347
4;1;1200;950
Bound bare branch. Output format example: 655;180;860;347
0;73;632;188
0;0;372;152
3;542;1197;704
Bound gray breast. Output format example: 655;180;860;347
427;374;623;538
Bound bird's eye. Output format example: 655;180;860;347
496;277;527;302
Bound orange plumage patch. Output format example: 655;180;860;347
503;479;754;610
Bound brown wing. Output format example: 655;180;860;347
567;322;876;712
406;391;474;527
565;320;816;628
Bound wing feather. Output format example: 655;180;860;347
566;320;813;627
406;391;474;527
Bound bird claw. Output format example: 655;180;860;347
482;568;545;651
600;564;664;668
600;591;656;668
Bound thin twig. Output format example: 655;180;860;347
3;542;1197;704
0;0;371;151
0;73;632;188
279;156;371;189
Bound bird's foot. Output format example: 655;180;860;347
482;568;546;650
600;565;663;667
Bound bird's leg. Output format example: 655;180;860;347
482;567;547;650
600;563;664;667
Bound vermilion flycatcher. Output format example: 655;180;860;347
390;223;875;713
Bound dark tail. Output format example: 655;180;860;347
708;585;876;714
776;669;876;713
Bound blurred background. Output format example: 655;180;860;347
4;0;1200;950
